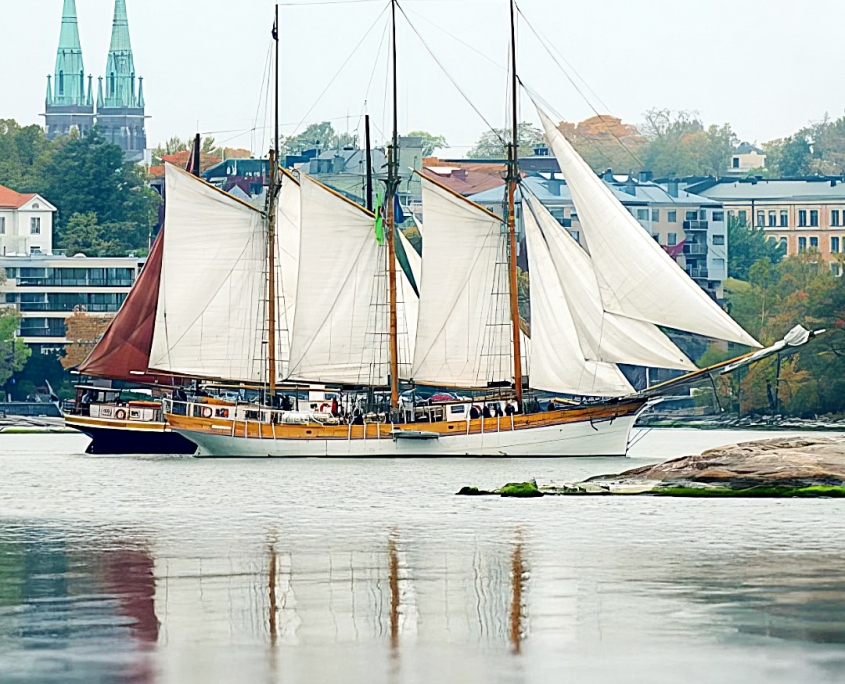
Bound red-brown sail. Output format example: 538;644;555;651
77;229;176;385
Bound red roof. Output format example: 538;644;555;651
0;185;36;209
421;160;516;197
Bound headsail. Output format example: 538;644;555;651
523;192;695;371
148;164;275;383
536;106;761;349
523;197;634;396
412;175;513;388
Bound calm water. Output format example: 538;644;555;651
1;429;845;684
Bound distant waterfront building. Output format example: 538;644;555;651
96;0;147;162
728;142;766;175
43;0;95;140
0;185;57;257
683;176;845;275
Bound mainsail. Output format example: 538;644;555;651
76;227;176;385
523;192;695;371
536;107;761;349
286;174;417;386
411;176;513;388
277;169;300;377
523;198;634;396
148;164;278;383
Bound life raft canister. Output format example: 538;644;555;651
115;409;127;420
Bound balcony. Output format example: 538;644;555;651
683;243;708;255
18;302;122;313
683;220;709;232
687;267;709;279
19;327;66;338
16;278;134;288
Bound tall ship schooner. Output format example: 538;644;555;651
156;1;817;457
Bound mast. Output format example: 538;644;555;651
385;0;400;414
365;114;374;212
267;4;280;396
507;0;524;406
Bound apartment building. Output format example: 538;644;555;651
0;254;143;354
0;185;56;257
686;177;845;275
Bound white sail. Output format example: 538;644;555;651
397;229;420;369
523;193;695;371
287;174;417;386
149;164;274;382
276;171;301;378
536;107;761;348
523;199;634;397
412;177;514;388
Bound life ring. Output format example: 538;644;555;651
217;409;229;418
319;402;330;413
202;407;213;418
115;409;127;420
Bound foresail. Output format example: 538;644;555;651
523;200;634;397
536;106;761;349
412;176;513;388
149;164;271;383
523;193;695;371
397;229;420;371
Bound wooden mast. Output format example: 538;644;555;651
507;0;524;406
386;0;400;414
267;4;280;396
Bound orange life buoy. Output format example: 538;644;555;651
202;407;213;418
319;402;330;413
115;409;127;420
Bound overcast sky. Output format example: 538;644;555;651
3;0;844;158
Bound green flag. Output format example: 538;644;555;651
374;191;385;245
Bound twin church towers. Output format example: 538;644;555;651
44;0;147;162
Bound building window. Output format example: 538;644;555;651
685;211;697;221
810;236;819;249
0;217;5;234
30;246;41;255
699;210;707;221
810;210;819;227
667;210;677;223
832;236;841;253
832;210;841;227
768;211;776;227
712;211;724;222
780;210;788;227
569;230;579;243
799;237;807;252
652;209;660;222
732;157;740;169
832;263;842;277
30;217;41;234
713;258;726;271
757;211;765;227
780;237;787;250
667;233;677;246
570;210;578;222
799;210;807;227
636;209;648;221
59;70;64;95
738;210;747;225
713;235;725;246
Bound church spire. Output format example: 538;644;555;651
51;0;87;107
103;0;137;108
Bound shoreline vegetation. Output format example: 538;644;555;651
458;436;845;498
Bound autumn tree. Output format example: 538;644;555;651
559;115;647;174
468;123;544;158
406;131;448;157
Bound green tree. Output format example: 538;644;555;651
0;309;31;388
406;130;448;157
640;109;737;177
283;122;341;155
763;134;813;176
0;119;53;194
727;215;786;280
468;122;544;158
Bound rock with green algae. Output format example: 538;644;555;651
499;480;544;498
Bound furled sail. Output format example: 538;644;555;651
286;174;416;386
412;176;513;388
523;198;634;396
523;192;695;371
77;228;177;385
148;164;275;383
536;106;761;348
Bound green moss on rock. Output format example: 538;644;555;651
499;481;544;498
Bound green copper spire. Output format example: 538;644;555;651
50;0;88;107
102;0;138;109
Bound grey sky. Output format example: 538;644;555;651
3;0;844;158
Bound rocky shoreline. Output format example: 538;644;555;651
458;436;845;498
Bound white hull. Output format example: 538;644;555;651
176;413;639;457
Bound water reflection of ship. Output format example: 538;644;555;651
154;531;529;655
0;528;159;683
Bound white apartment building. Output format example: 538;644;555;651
0;185;56;256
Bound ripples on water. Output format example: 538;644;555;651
1;429;844;683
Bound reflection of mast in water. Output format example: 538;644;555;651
510;534;526;654
389;532;399;651
268;540;278;647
